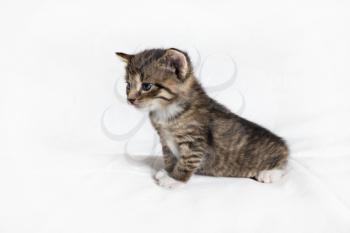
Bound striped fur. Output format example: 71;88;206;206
116;48;289;187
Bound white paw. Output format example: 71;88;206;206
155;169;167;180
154;169;184;189
256;169;284;183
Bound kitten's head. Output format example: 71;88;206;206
116;48;193;111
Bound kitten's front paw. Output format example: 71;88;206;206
155;169;167;180
154;169;184;189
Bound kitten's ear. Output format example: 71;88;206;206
115;52;134;63
159;49;190;80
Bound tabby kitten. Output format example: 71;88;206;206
116;48;288;189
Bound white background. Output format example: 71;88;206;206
1;0;350;232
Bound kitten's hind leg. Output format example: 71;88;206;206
255;145;288;183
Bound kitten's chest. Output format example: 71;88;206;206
150;114;181;159
160;127;180;159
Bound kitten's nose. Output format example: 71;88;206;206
128;98;136;104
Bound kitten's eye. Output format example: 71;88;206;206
126;82;130;90
141;83;153;91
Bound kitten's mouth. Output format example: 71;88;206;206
127;99;140;106
129;100;160;112
133;103;142;108
129;100;145;109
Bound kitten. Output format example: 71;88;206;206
116;48;289;189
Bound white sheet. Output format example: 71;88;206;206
1;0;350;232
